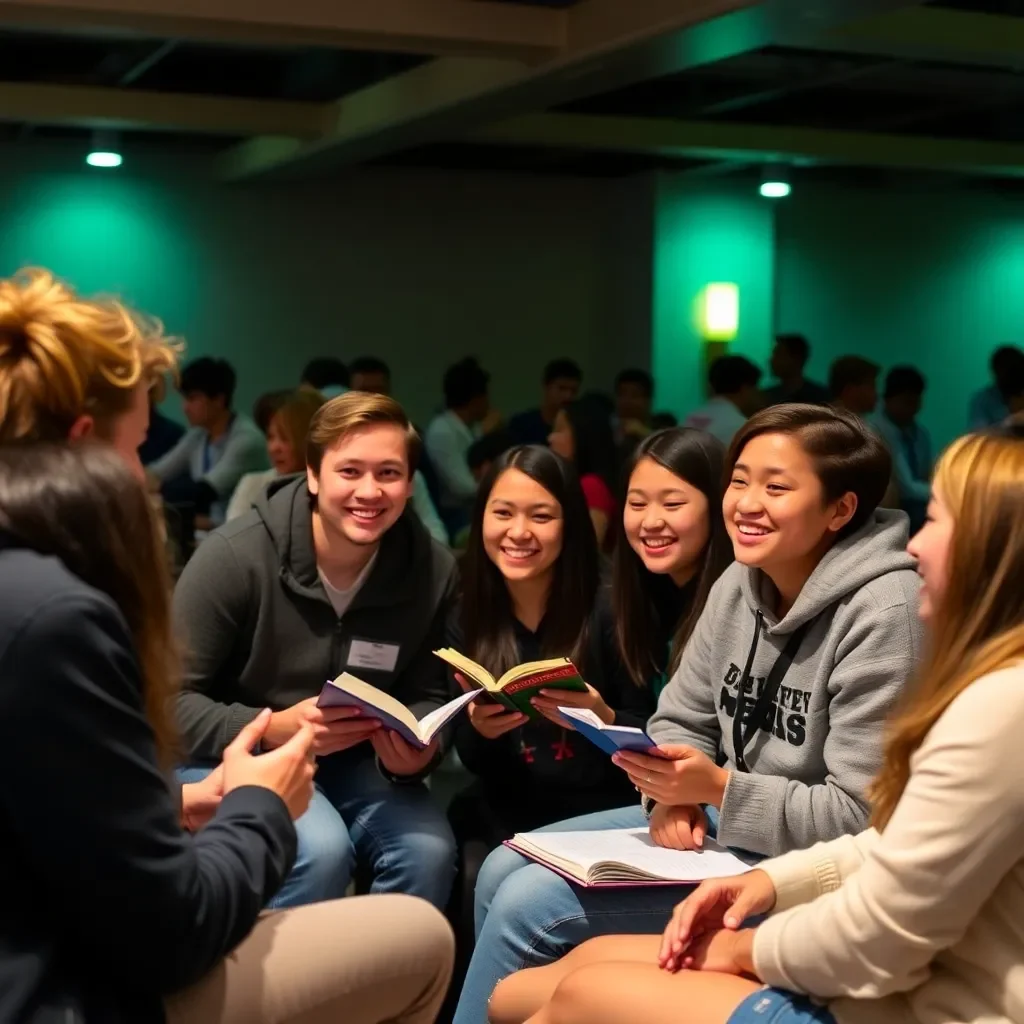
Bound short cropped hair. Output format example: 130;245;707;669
544;358;582;385
306;391;420;476
726;403;892;540
709;355;761;396
884;366;926;400
179;357;236;405
615;368;654;397
829;356;879;399
443;357;489;409
775;333;810;366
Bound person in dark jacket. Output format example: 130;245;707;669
174;391;460;909
0;442;454;1024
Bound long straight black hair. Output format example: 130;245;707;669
461;444;600;676
562;395;619;493
612;428;732;687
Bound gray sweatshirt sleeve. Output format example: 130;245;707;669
173;534;263;760
717;589;920;857
646;591;722;761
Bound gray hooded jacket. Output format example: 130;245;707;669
648;509;923;857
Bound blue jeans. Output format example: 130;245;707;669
178;751;456;910
730;989;836;1024
453;803;726;1024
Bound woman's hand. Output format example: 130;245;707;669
666;928;757;976
659;870;776;970
649;803;708;851
457;674;527;739
530;684;614;728
181;765;224;832
612;744;728;807
371;731;438;777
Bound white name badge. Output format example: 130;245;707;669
347;639;401;674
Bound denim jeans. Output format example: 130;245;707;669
178;750;456;910
452;803;726;1024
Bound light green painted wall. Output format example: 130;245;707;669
652;175;775;420
0;147;644;428
775;183;1024;450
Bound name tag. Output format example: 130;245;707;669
347;638;400;674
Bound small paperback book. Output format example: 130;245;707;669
505;827;753;888
317;673;481;751
433;649;587;720
557;707;656;754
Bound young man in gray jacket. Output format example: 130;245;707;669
453;404;925;1024
175;392;459;910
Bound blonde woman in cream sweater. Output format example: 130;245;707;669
489;428;1024;1024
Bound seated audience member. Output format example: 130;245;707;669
350;355;391;395
149;356;267;529
828;355;879;417
548;396;620;549
495;430;1024;1024
762;333;830;407
684;355;763;446
968;344;1024;429
456;405;923;1024
0;269;455;1024
468;429;515;483
613;368;655;448
508;358;583;447
174;392;460;910
140;382;185;465
873;366;931;533
426;357;498;536
342;355;448;545
226;387;324;522
651;411;678;430
302;355;349;399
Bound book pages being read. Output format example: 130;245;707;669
317;673;480;750
506;828;753;887
433;649;587;719
557;707;656;754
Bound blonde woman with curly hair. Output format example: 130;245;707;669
492;431;1024;1024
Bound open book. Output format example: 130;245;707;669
433;649;587;719
558;708;656;754
317;673;480;750
506;827;752;887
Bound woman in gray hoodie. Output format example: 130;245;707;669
455;404;924;1024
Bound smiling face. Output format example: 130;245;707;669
307;423;412;547
624;456;710;585
723;431;855;573
906;488;953;622
482;467;564;583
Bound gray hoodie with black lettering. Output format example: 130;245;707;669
648;509;923;857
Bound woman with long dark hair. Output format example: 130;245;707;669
548;396;620;548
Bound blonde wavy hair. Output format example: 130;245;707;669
0;268;179;441
870;433;1024;827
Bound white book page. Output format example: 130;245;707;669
559;708;647;737
417;690;481;743
513;828;750;882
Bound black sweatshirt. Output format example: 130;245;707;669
174;475;459;762
0;538;296;1024
449;592;656;823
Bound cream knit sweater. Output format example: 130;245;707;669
752;664;1024;1024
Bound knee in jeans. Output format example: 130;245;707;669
488;864;558;933
476;844;526;910
400;826;457;877
292;821;354;901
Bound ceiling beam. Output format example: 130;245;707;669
805;7;1024;71
0;81;328;136
0;0;566;60
220;0;922;180
472;112;1024;178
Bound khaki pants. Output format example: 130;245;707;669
165;894;454;1024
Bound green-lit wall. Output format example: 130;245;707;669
0;148;646;426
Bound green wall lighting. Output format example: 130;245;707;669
700;282;739;341
759;165;791;199
86;151;123;169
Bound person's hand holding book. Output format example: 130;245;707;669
529;683;614;729
612;744;728;807
371;730;439;777
456;673;527;738
266;697;382;755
